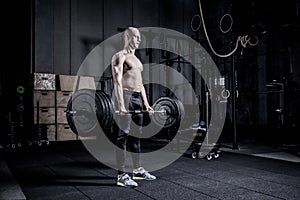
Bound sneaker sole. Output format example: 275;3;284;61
117;182;138;188
133;177;156;181
132;177;144;180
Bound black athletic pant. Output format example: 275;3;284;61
116;90;143;174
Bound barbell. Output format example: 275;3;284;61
66;89;184;137
114;110;166;114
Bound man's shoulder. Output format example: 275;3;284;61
112;50;126;60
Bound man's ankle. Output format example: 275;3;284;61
118;173;125;178
133;167;142;172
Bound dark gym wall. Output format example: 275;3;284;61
71;0;103;75
34;0;201;75
33;0;200;103
35;0;104;74
133;0;159;27
229;0;300;143
54;0;71;75
35;0;54;73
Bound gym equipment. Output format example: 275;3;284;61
66;89;113;136
66;89;184;137
16;86;25;94
31;101;49;146
151;96;184;129
6;113;17;149
115;110;166;114
191;142;221;161
16;86;25;145
178;122;221;161
5;86;26;149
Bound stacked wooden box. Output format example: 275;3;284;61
33;73;56;141
56;75;77;141
33;73;97;142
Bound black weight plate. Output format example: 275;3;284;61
172;97;185;121
151;97;179;128
66;89;99;137
95;91;106;128
100;91;114;129
66;97;76;134
96;90;111;130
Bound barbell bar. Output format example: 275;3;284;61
68;109;167;115
66;89;184;137
114;109;167;114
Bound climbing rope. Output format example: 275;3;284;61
198;0;259;58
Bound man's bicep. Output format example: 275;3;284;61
113;64;123;79
112;55;125;76
112;53;125;67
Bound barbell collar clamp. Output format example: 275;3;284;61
65;110;94;116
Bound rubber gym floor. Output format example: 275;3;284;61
1;140;299;200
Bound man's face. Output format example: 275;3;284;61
129;29;141;49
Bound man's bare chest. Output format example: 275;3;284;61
123;55;143;73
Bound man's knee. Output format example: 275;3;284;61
116;134;128;147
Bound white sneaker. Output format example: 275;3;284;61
133;167;156;180
117;173;138;187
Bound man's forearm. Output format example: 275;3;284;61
114;82;125;109
112;59;126;111
140;85;150;107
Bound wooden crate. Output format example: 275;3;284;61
57;107;68;124
75;76;96;90
46;124;56;141
58;75;77;91
56;91;72;107
34;107;55;124
58;75;96;91
33;91;55;107
57;124;77;141
34;73;56;90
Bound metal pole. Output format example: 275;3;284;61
232;56;238;150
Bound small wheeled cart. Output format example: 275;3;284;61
178;123;221;161
191;142;221;161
